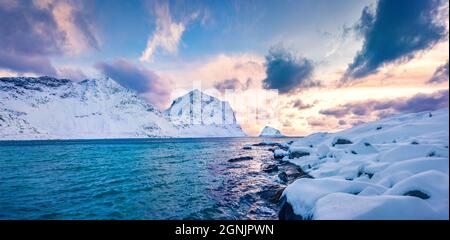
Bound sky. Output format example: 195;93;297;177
0;0;449;136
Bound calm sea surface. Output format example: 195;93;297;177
0;137;297;219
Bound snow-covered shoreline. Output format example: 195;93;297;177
275;108;449;220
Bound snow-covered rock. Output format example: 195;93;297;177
259;126;284;137
0;77;246;140
164;89;246;137
274;149;288;159
281;108;449;220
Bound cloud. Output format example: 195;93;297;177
319;89;449;119
338;119;347;126
162;53;266;89
95;60;170;108
307;117;327;127
213;78;252;93
427;60;449;84
262;47;319;94
282;120;292;127
306;116;339;130
57;67;87;81
343;0;447;82
0;0;98;75
140;2;185;62
291;99;313;110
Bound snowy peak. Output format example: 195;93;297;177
165;89;237;125
259;126;284;137
164;89;246;137
0;76;175;140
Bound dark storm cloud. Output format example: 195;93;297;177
342;0;447;82
262;47;319;94
95;59;170;107
319;89;449;118
427;61;449;84
0;0;98;75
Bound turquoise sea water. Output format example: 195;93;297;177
0;137;296;220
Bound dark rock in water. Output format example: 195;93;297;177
274;153;285;159
284;163;313;181
278;196;303;220
351;150;357;154
364;142;372;146
404;190;430;199
411;140;419;145
376;126;382;130
228;156;253;162
253;142;290;150
288;151;310;159
253;142;282;147
262;164;279;173
242;145;252;150
258;185;285;204
287;140;294;145
287;172;304;180
278;171;288;183
332;138;353;147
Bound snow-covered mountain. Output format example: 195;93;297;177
278;108;449;220
0;77;246;140
259;126;284;137
164;89;246;137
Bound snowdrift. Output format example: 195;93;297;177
280;108;449;220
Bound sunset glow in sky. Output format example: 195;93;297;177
1;0;449;136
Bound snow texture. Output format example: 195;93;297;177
282;108;449;220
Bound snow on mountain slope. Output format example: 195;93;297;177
164;89;246;137
259;126;284;137
0;76;178;140
279;108;449;220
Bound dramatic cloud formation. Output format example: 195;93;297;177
262;47;318;94
0;0;98;75
427;60;449;84
343;0;447;82
320;89;449;119
140;2;185;62
291;99;313;110
95;60;170;108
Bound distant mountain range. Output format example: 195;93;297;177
0;76;246;140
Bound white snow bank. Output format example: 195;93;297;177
282;108;449;220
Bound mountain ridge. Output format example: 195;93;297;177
0;76;246;140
